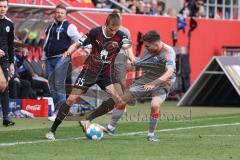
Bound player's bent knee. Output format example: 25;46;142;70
150;103;161;115
151;103;161;110
66;95;78;105
151;99;164;110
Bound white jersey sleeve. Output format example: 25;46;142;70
67;24;82;42
163;43;176;70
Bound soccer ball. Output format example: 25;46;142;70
85;123;104;140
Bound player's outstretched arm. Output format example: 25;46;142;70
62;41;82;58
144;68;174;91
153;68;174;85
122;38;136;65
125;46;136;64
157;68;174;83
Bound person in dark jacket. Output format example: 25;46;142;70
42;4;83;106
0;0;15;126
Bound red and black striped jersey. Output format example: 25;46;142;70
80;26;128;76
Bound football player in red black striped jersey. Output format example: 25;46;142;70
46;13;134;140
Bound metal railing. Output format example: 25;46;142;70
9;3;114;12
108;0;131;13
205;0;239;20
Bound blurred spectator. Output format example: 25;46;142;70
119;0;128;8
90;0;207;18
15;48;51;98
136;0;145;14
111;0;129;12
167;8;177;17
90;0;209;18
156;1;166;16
180;2;190;18
144;2;151;15
215;8;222;19
180;0;205;18
9;67;37;99
130;0;138;6
92;0;111;8
195;0;205;17
149;0;158;15
31;48;48;79
128;4;137;14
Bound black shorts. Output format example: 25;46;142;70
73;68;117;92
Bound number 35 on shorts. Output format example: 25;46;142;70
75;78;85;86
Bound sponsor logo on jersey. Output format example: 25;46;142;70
100;49;108;60
99;49;111;63
96;40;100;45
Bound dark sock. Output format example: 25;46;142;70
50;101;71;133
0;88;10;120
86;98;115;121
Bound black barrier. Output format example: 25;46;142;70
178;56;240;106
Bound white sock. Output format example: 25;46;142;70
148;132;154;137
107;124;116;131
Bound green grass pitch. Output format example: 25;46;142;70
0;101;240;160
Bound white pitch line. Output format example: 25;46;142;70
0;137;85;147
161;134;240;137
120;115;240;123
198;135;240;137
116;122;240;136
165;115;240;123
188;115;240;122
0;122;240;147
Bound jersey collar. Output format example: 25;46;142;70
102;26;112;39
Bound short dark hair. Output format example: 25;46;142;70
142;30;161;43
112;9;121;15
158;1;165;9
56;4;67;12
105;13;120;26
